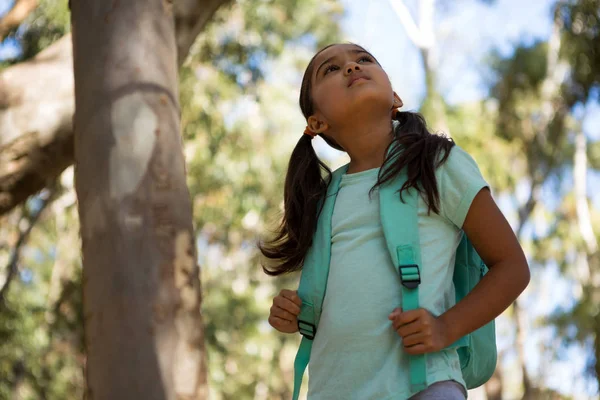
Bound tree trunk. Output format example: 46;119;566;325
513;300;532;398
71;1;205;398
574;127;600;388
595;304;600;385
0;0;230;218
484;360;503;400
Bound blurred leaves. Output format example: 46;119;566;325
179;1;342;396
557;0;600;103
0;188;84;400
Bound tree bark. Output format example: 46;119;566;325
574;127;600;388
595;305;600;386
173;0;231;67
0;35;75;216
0;0;230;217
484;357;503;400
71;1;205;398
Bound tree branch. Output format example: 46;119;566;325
0;0;38;42
388;0;426;48
174;0;232;66
0;0;231;217
0;34;74;216
417;0;435;50
0;188;54;306
516;179;539;238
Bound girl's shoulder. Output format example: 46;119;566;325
438;145;481;174
435;145;489;228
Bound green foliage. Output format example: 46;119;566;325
179;1;342;396
557;0;600;103
483;2;600;391
590;139;600;169
191;0;341;89
443;2;600;393
490;42;550;142
0;198;84;400
21;0;70;58
446;101;520;192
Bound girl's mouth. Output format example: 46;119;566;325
348;76;369;87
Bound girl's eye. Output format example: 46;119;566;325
324;65;339;75
358;56;373;63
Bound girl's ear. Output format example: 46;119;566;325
392;92;403;109
307;115;329;134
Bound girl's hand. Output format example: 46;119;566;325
269;289;303;334
388;307;450;355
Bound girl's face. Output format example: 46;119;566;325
304;44;396;137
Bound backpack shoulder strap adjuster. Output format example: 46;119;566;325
399;264;421;289
298;320;316;340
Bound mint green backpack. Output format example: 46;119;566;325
292;163;497;400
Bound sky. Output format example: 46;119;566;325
340;0;555;107
0;0;10;15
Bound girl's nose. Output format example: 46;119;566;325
344;63;361;75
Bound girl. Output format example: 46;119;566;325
260;43;529;400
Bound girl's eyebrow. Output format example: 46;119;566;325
315;49;372;77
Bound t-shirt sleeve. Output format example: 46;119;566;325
436;145;489;229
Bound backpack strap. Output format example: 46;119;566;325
379;170;428;394
292;337;312;400
292;165;348;400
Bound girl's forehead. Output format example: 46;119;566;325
312;44;367;66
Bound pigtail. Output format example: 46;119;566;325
259;43;453;275
372;111;455;214
259;134;331;276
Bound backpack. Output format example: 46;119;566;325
292;162;497;400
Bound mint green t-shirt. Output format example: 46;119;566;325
307;146;489;400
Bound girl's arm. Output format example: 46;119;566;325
438;187;530;345
390;187;530;354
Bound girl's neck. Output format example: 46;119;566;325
337;119;394;174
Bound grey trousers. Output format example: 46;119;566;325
408;380;467;400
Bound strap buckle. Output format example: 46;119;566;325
298;320;316;340
399;264;421;289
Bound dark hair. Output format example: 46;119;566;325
259;44;455;276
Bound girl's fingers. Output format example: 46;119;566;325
281;289;303;307
388;307;402;320
274;295;301;315
269;290;303;334
269;315;298;332
400;332;425;347
270;304;297;322
404;343;428;355
269;316;298;333
393;319;421;336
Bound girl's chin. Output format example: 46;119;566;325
330;103;395;123
341;94;391;112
